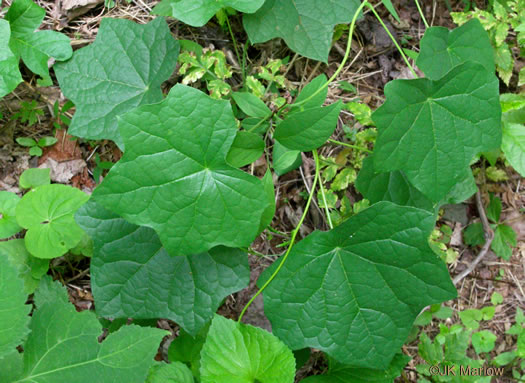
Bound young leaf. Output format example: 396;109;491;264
486;193;502;223
0;191;22;239
28;146;42;156
168;327;208;378
261;202;456;369
258;169;276;234
19;168;51;189
274;101;342;151
0;19;22;98
243;0;361;62
93;85;268;256
290;74;328;112
54;18;179;148
226;130;265;168
152;0;265;27
232;92;271;118
300;353;410;383
33;275;69;308
5;0;72;79
273;140;302;176
373;62;501;202
147;362;193;383
417;19;494;80
0;239;49;294
16;137;36;147
37;136;57;147
16;184;90;259
75;200;250;336
492;224;517;260
471;330;497;353
200;315;296;383
0;256;31;359
12;283;167;382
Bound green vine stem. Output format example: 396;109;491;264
315;150;334;229
238;149;321;323
414;0;430;28
328;138;372;153
226;16;244;80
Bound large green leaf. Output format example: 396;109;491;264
416;19;494;80
10;281;167;383
273;140;302;176
0;190;22;239
93;85;268;256
0;19;22;98
243;0;361;62
54;18;179;148
200;315;295;383
0;239;49;294
274;101;342;152
226;131;265;168
0;256;31;359
76;200;250;336
501;95;525;177
153;0;265;27
15;184;90;259
5;0;72;79
372;62;501;202
262;202;456;369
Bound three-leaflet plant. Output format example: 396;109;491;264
0;0;520;381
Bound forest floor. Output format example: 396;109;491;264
0;0;523;381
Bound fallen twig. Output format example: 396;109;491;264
453;190;495;285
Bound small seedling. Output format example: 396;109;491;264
16;136;57;156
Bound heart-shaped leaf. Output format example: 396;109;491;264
417;19;494;80
16;184;89;259
0;191;22;239
94;85;268;256
0;20;22;98
226;131;265;168
243;0;361;62
0;255;31;359
372;62;501;202
76;200;250;335
262;202;456;369
153;0;265;27
200;315;296;383
55;18;179;148
147;362;194;383
5;0;72;79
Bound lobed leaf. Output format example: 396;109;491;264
200;315;296;383
76;200;250;336
243;0;361;62
55;18;179;148
153;0;265;27
417;19;494;80
93;84;269;256
0;191;22;239
262;202;456;369
372;62;501;202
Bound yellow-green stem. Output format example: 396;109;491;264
315;150;334;230
238;149;320;322
328;138;372;153
414;0;430;28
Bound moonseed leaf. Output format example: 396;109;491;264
153;0;265;27
243;0;361;62
0;255;31;359
262;202;456;369
16;184;89;259
417;19;494;80
372;62;501;202
55;18;179;148
93;85;268;256
200;315;295;383
76;199;250;336
6;0;72;79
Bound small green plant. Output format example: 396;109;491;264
464;193;517;259
12;100;44;126
430;224;460;264
16;135;57;156
451;0;525;85
52;100;74;129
